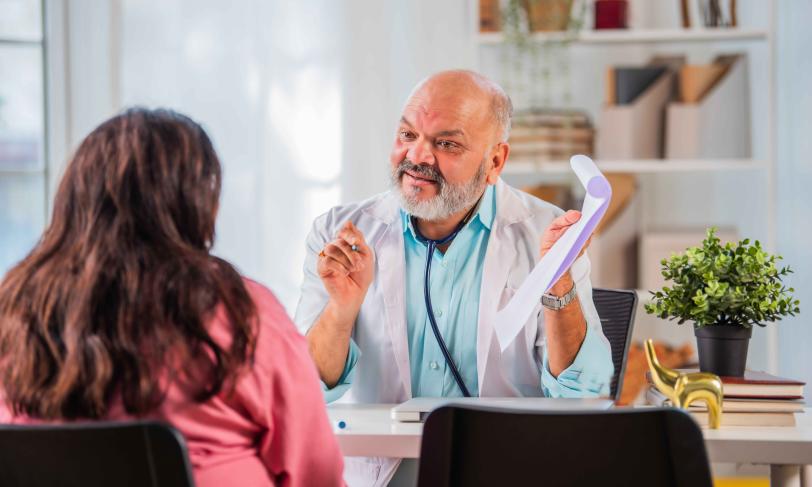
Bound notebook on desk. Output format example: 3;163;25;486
390;397;614;422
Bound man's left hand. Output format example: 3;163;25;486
539;210;592;296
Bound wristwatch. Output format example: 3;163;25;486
541;284;577;311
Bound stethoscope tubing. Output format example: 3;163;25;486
413;213;474;398
423;240;472;397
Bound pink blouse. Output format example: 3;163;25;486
0;279;345;487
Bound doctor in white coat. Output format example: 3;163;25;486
295;70;614;486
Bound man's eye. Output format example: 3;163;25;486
437;140;457;150
399;130;415;140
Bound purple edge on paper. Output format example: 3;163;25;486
547;176;612;290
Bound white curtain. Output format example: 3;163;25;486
113;0;476;310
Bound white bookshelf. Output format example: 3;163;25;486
0;167;45;176
478;28;769;45
502;158;766;175
473;0;778;373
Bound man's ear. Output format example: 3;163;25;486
486;142;509;185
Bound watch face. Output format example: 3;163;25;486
542;285;576;310
541;295;560;310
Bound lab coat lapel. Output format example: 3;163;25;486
476;226;515;391
368;196;412;398
476;180;531;393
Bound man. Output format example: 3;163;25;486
295;70;613;485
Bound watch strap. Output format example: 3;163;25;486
541;284;577;311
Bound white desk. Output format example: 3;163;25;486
328;404;812;487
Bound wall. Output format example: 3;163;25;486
776;1;812;395
52;0;477;311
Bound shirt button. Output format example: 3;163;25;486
441;261;448;268
429;361;438;370
437;310;444;317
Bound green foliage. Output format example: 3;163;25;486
499;0;585;106
644;228;801;329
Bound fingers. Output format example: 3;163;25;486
336;221;371;256
318;221;372;277
318;250;350;277
540;211;585;257
548;210;581;230
322;241;357;274
542;211;582;242
331;239;365;270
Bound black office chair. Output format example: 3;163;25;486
593;288;637;401
0;421;195;487
417;406;713;487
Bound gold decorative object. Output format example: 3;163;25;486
645;339;724;429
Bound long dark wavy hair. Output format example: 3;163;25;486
0;108;256;419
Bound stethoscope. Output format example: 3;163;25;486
410;200;481;398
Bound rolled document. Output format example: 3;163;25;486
494;155;612;351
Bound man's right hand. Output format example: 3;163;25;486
317;221;375;324
309;221;374;386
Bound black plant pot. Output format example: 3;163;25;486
694;325;753;377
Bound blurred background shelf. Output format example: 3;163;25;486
478;28;769;45
502;158;766;175
0;168;45;175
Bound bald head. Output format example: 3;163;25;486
408;70;513;143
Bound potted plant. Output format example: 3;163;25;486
645;228;800;377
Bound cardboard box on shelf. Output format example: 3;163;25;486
597;69;674;159
665;54;750;159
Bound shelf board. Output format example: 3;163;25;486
502;158;766;175
479;28;768;45
0;167;46;176
0;37;43;46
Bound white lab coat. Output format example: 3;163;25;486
294;179;612;486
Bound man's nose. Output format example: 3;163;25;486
406;138;436;165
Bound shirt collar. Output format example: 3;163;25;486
400;184;496;237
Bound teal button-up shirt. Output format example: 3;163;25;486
322;185;611;402
401;184;496;397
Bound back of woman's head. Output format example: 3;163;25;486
0;108;256;419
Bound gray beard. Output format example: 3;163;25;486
390;158;488;222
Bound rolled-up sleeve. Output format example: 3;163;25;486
538;253;614;398
541;324;613;397
321;338;360;403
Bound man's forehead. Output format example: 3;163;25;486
401;91;490;132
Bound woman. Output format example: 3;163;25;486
0;109;344;487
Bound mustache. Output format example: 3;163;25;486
396;159;445;184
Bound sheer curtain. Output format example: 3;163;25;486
112;0;475;310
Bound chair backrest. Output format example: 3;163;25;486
418;406;712;487
0;421;195;487
592;288;637;400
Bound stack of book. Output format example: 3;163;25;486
646;370;806;427
508;109;594;162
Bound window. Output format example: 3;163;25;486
0;0;46;275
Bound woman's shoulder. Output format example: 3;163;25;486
242;278;287;322
240;278;309;366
